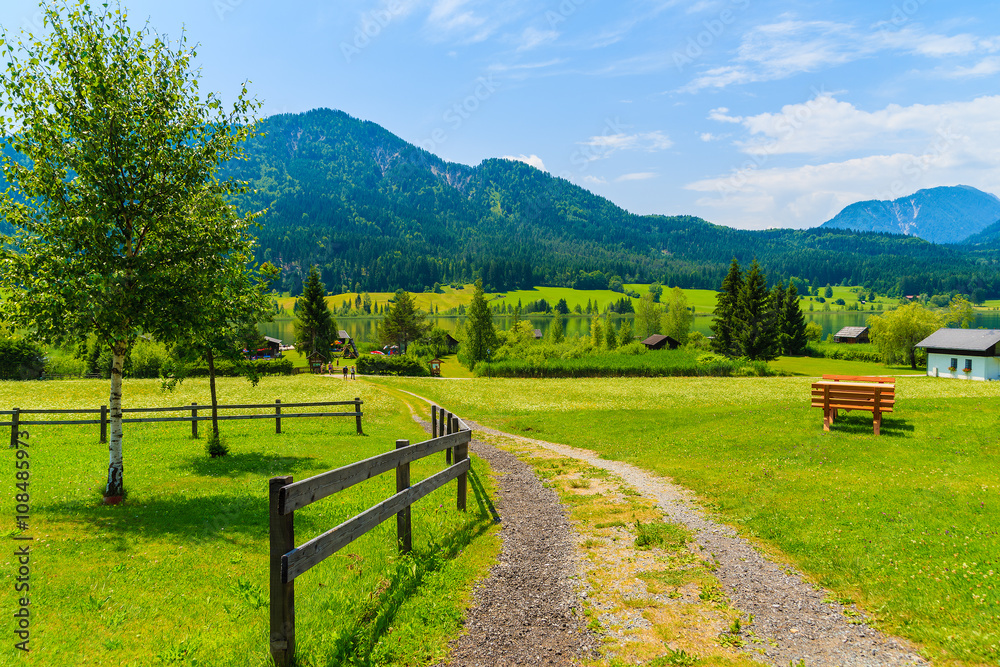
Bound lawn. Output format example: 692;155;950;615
0;376;499;666
770;355;915;377
375;375;1000;666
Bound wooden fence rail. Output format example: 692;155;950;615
2;399;363;444
268;406;471;667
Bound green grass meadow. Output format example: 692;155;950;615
0;376;499;666
377;375;1000;666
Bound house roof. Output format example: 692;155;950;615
641;334;679;347
834;326;868;338
263;336;282;344
338;330;350;339
916;328;1000;351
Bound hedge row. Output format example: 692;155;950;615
355;355;430;377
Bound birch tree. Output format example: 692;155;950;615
0;1;259;498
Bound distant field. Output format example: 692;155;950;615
273;283;896;316
376;374;1000;666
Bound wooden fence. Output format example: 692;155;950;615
268;406;471;667
1;399;363;446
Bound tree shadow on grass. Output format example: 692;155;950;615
312;471;499;666
823;414;913;437
182;451;320;478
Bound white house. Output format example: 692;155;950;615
915;329;1000;381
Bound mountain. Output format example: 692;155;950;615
818;185;1000;244
224;109;1000;298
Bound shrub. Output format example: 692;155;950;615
355;354;430;376
0;337;45;380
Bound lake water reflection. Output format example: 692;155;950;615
260;310;1000;347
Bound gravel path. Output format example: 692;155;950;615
407;411;601;666
463;418;929;667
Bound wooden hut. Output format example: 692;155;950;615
307;351;326;374
641;334;680;350
833;326;869;344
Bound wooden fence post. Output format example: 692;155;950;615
355;397;363;435
445;411;453;464
190;403;198;439
275;399;282;435
269;475;295;667
454;417;467;512
396;440;412;554
432;405;438;439
10;408;19;448
100;405;108;444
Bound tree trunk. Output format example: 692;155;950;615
105;342;127;497
207;348;220;438
910;346;917;370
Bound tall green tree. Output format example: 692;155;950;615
0;1;259;498
710;258;743;356
605;316;618;349
379;289;429;353
635;293;662;340
868;303;943;368
735;260;777;361
770;282;788;354
781;283;809;355
294;265;337;357
464;279;497;368
590;317;604;349
661;287;693;344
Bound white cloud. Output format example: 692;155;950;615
687;94;1000;229
582;175;609;186
502;154;547;171
516;26;559;52
700;132;720;141
938;56;1000;79
682;20;1000;92
718;93;1000;158
617;172;657;182
577;130;673;160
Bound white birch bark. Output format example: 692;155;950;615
105;343;127;497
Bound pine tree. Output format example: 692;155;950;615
734;260;777;361
379;289;429;354
464;279;497;368
771;282;788;354
550;310;565;343
605;317;618;349
710;258;743;356
294;265;337;358
591;318;604;349
782;283;809;355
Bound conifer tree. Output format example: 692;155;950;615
782;283;809;355
591;318;604;349
379;289;429;354
294;266;337;357
605;317;618;349
463;279;497;368
550;310;565;343
734;260;777;361
710;258;743;356
770;282;788;354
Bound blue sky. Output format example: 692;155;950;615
2;0;1000;230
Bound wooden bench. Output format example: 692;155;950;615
811;379;895;435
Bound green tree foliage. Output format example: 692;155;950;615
635;293;663;340
0;337;44;380
463;280;497;368
825;284;834;298
0;2;259;497
618;319;634;345
661;287;693;344
805;321;823;342
294;266;337;357
590;317;604;349
605;317;619;349
781;283;809;355
868;303;943;368
735;260;777;361
549;310;565;344
648;282;663;303
948;295;975;328
710;259;743;356
379;289;430;354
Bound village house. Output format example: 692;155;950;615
915;329;1000;381
640;334;681;351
